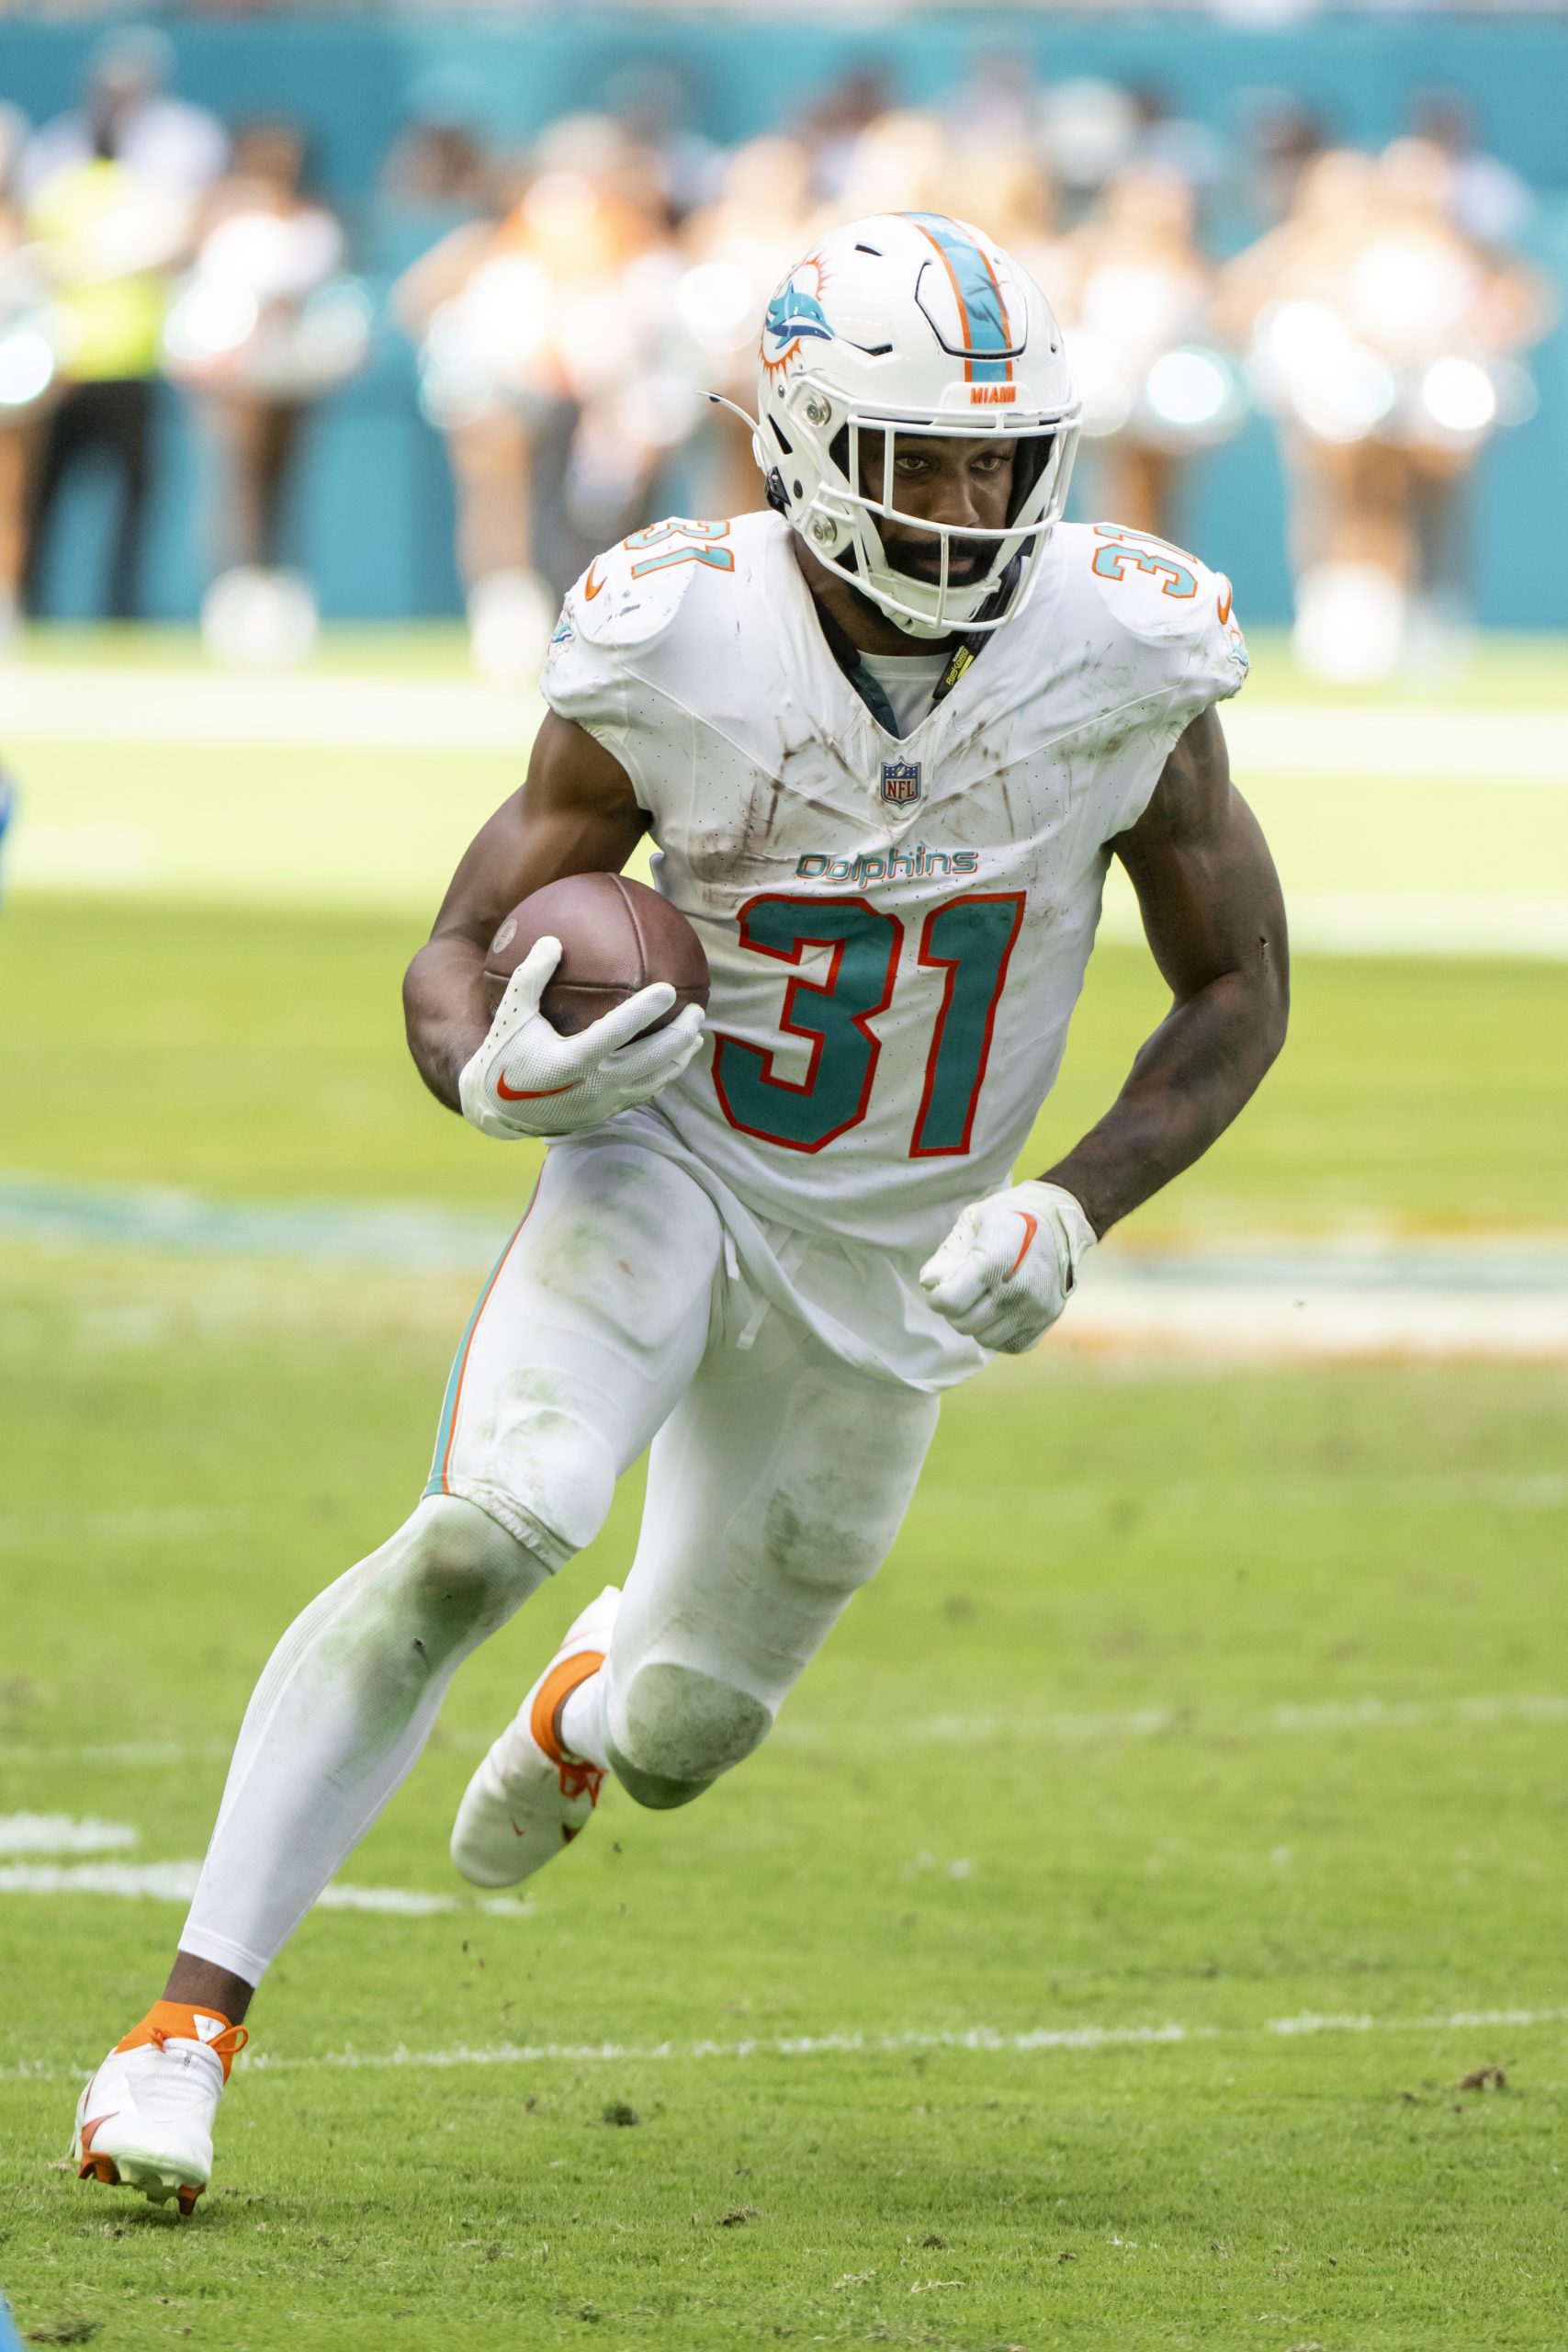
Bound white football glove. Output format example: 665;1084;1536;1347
458;936;705;1141
919;1180;1098;1355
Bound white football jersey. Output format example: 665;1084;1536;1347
543;509;1247;1386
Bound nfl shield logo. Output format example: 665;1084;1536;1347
880;756;921;808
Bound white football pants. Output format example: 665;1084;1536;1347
179;1137;939;1982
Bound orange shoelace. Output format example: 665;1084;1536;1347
147;2021;250;2064
555;1756;605;1805
117;2001;250;2081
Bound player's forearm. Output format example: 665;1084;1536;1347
1041;964;1287;1237
401;719;650;1119
403;933;492;1114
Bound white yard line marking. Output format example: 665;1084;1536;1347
0;1859;207;1903
0;1739;234;1770
0;1814;137;1855
1063;1238;1568;1361
0;1857;530;1920
6;2005;1563;2088
6;668;1568;785
1099;889;1568;961
1224;702;1568;786
874;1691;1568;1750
1053;1283;1568;1363
239;2006;1568;2073
1;667;538;755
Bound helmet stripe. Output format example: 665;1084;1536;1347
906;213;1014;384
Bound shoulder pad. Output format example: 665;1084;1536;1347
1078;520;1248;697
1083;523;1219;638
565;517;739;657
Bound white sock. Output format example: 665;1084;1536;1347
179;1499;550;1983
558;1668;609;1770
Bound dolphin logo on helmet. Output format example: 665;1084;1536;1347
764;280;834;351
761;261;836;380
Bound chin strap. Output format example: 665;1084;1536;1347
931;548;1028;707
934;636;977;707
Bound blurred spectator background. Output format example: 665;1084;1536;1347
0;6;1562;682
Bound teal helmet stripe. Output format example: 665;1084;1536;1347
906;213;1015;383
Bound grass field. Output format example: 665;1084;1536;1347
2;635;1567;2350
6;895;1568;1236
6;628;1568;957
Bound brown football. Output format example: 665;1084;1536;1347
482;872;710;1037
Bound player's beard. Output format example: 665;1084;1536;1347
826;521;998;642
881;528;992;589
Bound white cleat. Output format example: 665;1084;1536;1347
451;1584;619;1889
73;2008;245;2216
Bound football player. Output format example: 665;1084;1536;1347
73;211;1286;2211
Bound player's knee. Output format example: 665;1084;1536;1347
487;1378;618;1568
606;1662;771;1811
394;1496;542;1651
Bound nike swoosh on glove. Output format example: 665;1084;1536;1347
919;1181;1098;1354
458;935;705;1140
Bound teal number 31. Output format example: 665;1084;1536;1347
712;892;1024;1156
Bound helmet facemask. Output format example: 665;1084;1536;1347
762;391;1078;640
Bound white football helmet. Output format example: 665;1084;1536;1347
750;212;1079;639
